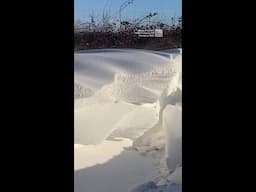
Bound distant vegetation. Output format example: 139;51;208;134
74;28;181;51
74;11;182;51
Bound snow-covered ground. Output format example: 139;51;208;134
74;48;182;192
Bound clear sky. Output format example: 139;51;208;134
75;0;181;23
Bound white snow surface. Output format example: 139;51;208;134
163;105;182;171
74;138;133;170
74;48;182;192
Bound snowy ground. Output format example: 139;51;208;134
74;48;182;192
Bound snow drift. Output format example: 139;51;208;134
74;48;182;192
74;49;179;145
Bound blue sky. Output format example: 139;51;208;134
75;0;181;23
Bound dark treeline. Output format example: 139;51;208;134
74;27;181;51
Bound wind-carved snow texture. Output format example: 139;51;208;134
95;65;175;104
74;82;94;99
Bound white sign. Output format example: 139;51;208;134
135;29;163;37
155;29;163;37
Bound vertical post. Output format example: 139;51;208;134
119;6;122;30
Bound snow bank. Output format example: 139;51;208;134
74;48;182;192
